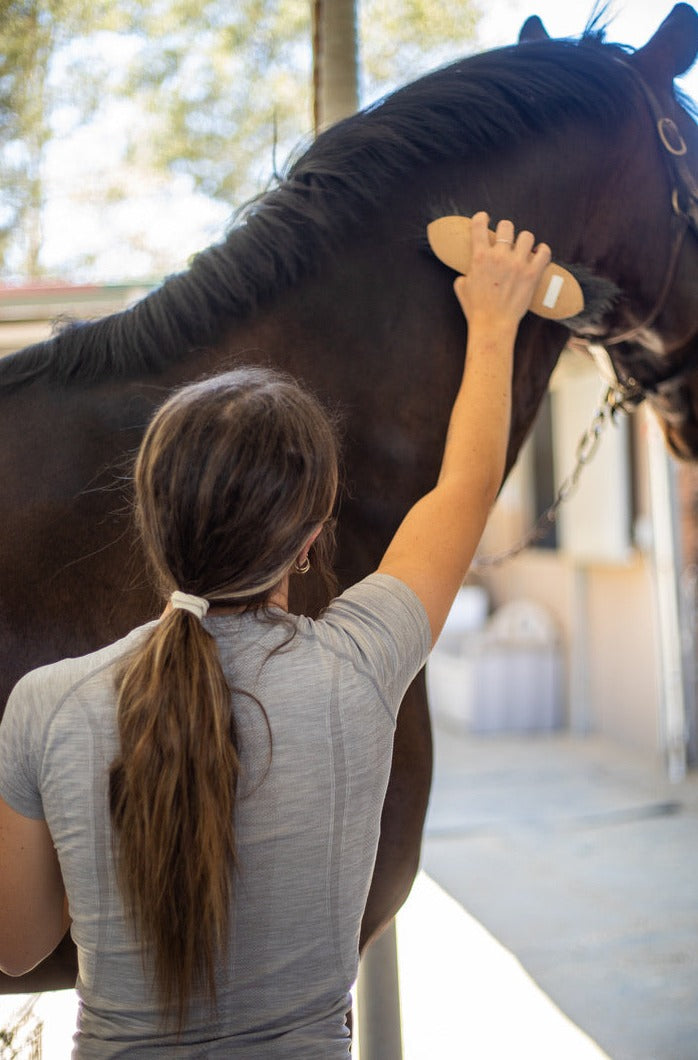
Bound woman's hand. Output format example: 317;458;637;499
452;212;551;334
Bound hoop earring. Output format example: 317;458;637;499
294;556;311;575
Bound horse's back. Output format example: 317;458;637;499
0;374;162;708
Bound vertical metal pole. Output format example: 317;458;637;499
646;411;688;780
569;564;592;733
356;920;403;1060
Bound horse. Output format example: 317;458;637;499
1;5;697;994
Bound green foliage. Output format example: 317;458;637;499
0;0;121;273
122;0;481;202
361;0;481;94
121;0;313;202
0;0;481;279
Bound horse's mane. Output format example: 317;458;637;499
0;31;652;388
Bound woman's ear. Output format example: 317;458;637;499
297;524;324;566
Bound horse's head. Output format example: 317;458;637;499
522;5;698;460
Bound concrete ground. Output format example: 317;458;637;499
392;720;698;1060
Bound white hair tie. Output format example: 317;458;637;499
170;591;210;620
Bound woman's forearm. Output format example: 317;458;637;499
437;319;518;504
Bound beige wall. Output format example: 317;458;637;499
584;560;659;750
470;354;669;759
471;549;661;755
0;283;153;357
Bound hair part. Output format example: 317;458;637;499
109;367;339;1028
134;367;339;603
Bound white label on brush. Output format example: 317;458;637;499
542;274;564;308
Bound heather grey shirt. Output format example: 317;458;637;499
0;573;430;1057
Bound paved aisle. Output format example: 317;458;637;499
396;722;698;1060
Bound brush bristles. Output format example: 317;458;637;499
559;263;620;327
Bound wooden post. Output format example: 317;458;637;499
310;7;402;1054
310;0;359;134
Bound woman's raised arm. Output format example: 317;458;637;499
378;212;551;643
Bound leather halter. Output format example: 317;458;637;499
589;60;698;407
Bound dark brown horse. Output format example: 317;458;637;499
1;6;697;993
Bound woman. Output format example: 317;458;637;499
0;214;550;1056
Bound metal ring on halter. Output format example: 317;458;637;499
658;117;687;157
294;556;311;574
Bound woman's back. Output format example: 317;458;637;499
3;573;428;1056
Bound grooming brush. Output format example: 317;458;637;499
427;215;584;320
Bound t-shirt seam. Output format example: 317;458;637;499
293;627;399;722
0;635;145;819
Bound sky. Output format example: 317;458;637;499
32;0;698;284
482;0;698;64
483;0;698;96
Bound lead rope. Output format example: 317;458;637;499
472;385;633;569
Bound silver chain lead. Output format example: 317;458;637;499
472;386;633;569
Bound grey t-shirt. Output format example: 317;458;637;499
0;572;430;1057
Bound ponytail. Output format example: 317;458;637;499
109;608;239;1028
110;366;340;1027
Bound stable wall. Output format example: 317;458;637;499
471;353;671;760
474;550;661;756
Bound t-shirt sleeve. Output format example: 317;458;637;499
321;572;432;721
0;672;47;819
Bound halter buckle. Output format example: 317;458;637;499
658;117;688;156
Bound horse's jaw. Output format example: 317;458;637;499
648;348;698;461
652;398;698;460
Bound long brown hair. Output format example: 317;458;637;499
109;367;339;1027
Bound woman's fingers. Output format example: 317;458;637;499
453;215;552;326
533;239;552;265
494;218;515;247
513;229;535;257
470;210;491;251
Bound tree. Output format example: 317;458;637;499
0;0;124;275
0;0;481;280
118;0;314;204
0;1;57;275
124;0;481;202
